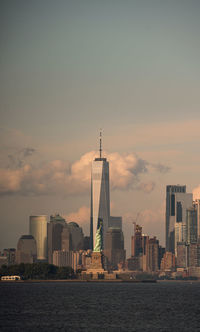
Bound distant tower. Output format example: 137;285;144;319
166;185;192;254
29;215;47;260
90;131;110;250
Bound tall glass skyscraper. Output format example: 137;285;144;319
166;185;193;254
29;215;47;260
90;133;110;250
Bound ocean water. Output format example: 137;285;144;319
0;281;200;331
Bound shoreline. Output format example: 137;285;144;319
0;279;157;283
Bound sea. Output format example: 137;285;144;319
0;281;200;332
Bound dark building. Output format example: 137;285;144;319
104;228;126;270
166;185;186;253
126;256;141;271
177;242;188;268
3;248;16;265
131;224;143;257
67;222;84;251
188;242;200;267
16;235;37;264
61;225;71;251
148;237;159;272
47;214;66;263
83;236;91;250
186;207;197;244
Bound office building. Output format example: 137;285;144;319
61;225;71;251
188;242;200;267
67;222;84;251
148;237;159;272
176;242;188;268
160;252;175;271
90;132;110;250
131;224;143;257
3;248;16;265
193;199;200;238
29;215;47;260
186;207;197;244
16;235;37;264
104;228;126;270
109;216;122;230
165;185;192;254
47;214;66;263
53;250;72;267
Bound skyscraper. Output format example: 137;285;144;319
29;215;47;260
90;132;110;250
166;185;192;254
16;235;37;264
104;228;126;270
193;199;200;238
186;207;197;244
47;214;66;263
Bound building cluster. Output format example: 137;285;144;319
1;135;200;279
163;185;200;278
0;212;125;273
127;224;164;273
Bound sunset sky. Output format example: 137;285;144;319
1;0;200;255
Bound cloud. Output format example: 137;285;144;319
193;185;200;200
0;149;169;196
137;181;155;193
151;163;171;174
7;147;36;169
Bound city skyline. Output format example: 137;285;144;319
1;1;200;256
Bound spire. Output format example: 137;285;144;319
99;129;102;159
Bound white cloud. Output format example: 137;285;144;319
0;149;169;196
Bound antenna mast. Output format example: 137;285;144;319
99;129;102;159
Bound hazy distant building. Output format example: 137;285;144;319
193;199;200;238
186;207;197;244
126;256;141;271
48;214;66;263
188;242;200;267
53;250;72;267
142;235;150;272
61;225;71;251
131;224;143;257
109;216;122;230
104;228;126;270
148;237;159;272
68;222;84;251
160;251;175;271
83;236;90;250
177;242;188;268
3;248;16;265
30;215;47;260
16;235;37;264
0;256;8;267
158;246;165;270
166;185;192;254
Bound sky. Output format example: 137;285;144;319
1;0;200;256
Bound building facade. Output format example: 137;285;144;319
29;215;47;260
166;185;192;254
104;228;126;270
16;235;37;264
90;156;110;250
47;214;66;263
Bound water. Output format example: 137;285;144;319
1;281;200;331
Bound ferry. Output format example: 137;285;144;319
1;275;21;281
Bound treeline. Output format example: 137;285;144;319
0;263;75;280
